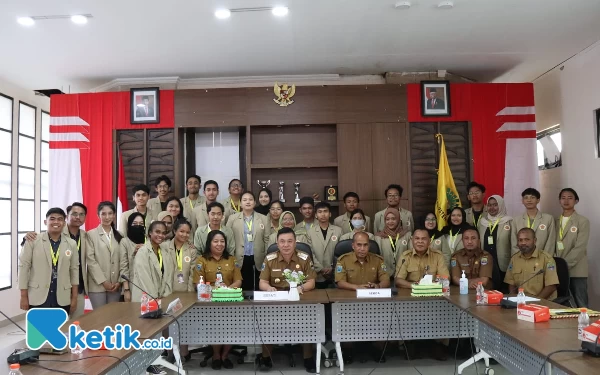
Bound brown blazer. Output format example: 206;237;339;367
164;239;197;293
554;212;590;278
86;227;121;293
119;207;158;236
478;219;513;272
132;242;174;302
440;233;465;269
226;212;271;270
373;208;414;234
334;214;372;235
375;231;412;276
465;206;487;227
511;211;556;255
182;196;205;221
306;224;343;282
63;227;88;294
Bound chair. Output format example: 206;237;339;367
552;256;575;307
333;239;380;258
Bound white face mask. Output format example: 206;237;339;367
351;219;365;228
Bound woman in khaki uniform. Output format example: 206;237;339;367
421;212;443;252
86;201;122;309
157;211;174;240
222;179;243;224
267;211;310;247
339;209;375;241
194;230;242;370
119;212;146;302
440;207;470;268
166;196;197;236
267;201;285;232
375;207;411;279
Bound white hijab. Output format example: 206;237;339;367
478;195;512;228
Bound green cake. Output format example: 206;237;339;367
211;287;244;302
411;283;443;297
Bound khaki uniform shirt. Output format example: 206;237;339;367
182;196;205;222
164;239;197;293
554;212;590;278
294;220;315;233
131;242;174;302
226;212;271;270
64;227;88;294
193;254;242;286
193;224;236;257
441;232;465;269
222;196;242;225
374;208;414;234
86;227;121;293
395;248;449;282
375;232;412;277
450;248;494;281
306;224;343;282
334;214;372;235
147;197;166;217
465;206;487;228
260;250;316;291
119;207;158;236
478;219;514;272
504;248;559;300
119;237;141;285
512;211;556;255
335;252;389;285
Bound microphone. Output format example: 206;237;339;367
392;258;406;295
121;275;164;319
1;310;40;364
500;269;544;309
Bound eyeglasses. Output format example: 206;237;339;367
468;191;482;196
230;183;242;188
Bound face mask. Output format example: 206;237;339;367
128;225;146;244
351;219;365;228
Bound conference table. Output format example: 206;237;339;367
12;288;599;375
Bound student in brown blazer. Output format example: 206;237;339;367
555;188;590;307
226;191;271;291
465;181;487;227
182;175;205;220
511;188;556;255
86;202;123;309
148;175;172;213
374;207;411;280
119;212;146;302
165;196;196;235
166;219;197;293
307;202;343;288
373;184;414;234
334;192;372;234
19;208;79;314
222;179;244;225
193;180;220;228
119;184;158;236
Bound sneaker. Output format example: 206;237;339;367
304;357;316;373
146;365;167;375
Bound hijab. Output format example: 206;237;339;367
255;188;273;216
479;195;512;228
280;210;306;236
157;211;174;240
376;207;408;239
127;212;146;244
419;213;443;239
440;206;472;235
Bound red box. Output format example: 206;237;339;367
582;319;600;343
483;290;504;304
517;304;550;323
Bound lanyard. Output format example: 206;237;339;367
559;215;571;239
474;213;481;228
189;198;196;211
157;248;163;270
77;236;81;251
388;234;400;252
50;244;60;267
488;219;500;235
245;217;253;232
175;246;183;271
430;234;436;242
449;229;461;248
527;215;536;229
231;199;240;212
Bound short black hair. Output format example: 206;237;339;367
343;192;360;202
241;191;256;201
46;207;66;219
207;201;224;214
277;226;296;240
228;179;243;189
155;175;172;187
314;201;331;212
517;227;536;238
412;228;430;237
463;227;480;238
164;197;185;220
269;200;285;211
298;196;314;207
384;184;403;197
204;179;219;190
66;202;87;215
186;175;201;184
521;188;541;199
173;218;192;232
204;230;229;259
96;201;123;243
559;188;579;201
132;184;150;195
467;181;486;194
148;220;167;235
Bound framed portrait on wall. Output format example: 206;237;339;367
130;87;160;124
421;81;451;117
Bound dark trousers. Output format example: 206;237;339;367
570;277;588;307
241;255;260;291
30;304;70;315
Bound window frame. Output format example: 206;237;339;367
0;92;13;291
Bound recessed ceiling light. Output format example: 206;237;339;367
395;1;411;9
437;1;454;9
17;17;35;26
71;15;88;25
215;9;231;19
272;6;289;17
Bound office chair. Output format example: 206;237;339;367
267;242;313;258
552;256;575;307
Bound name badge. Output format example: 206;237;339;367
254;291;289;301
247;234;254;242
356;288;392;298
487;236;494;245
177;273;184;284
556;241;564;251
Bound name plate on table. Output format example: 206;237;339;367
254;291;289;301
356;288;392;298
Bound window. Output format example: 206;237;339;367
537;125;561;170
0;94;12;290
18;103;36;240
41;111;49;230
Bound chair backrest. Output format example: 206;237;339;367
334;239;381;258
266;242;313;259
553;256;570;297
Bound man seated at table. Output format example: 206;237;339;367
395;228;449;288
505;228;559;300
258;227;317;373
451;227;494;289
336;232;389;290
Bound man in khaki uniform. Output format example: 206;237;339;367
19;208;79;314
511;188;556;255
505;228;559;300
193;180;220;228
336;232;389;290
259;227;317;372
222;179;243;225
119;184;158;236
395;228;449;288
307;202;343;288
451;228;494;288
334;192;372;234
465;181;487;227
148;175;172;213
295;196;316;233
182;175;205;220
194;202;236;256
373;184;414;234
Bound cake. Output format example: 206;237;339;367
411;283;443;297
211;287;244;302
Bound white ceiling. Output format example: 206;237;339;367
1;0;600;93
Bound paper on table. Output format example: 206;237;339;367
507;296;540;302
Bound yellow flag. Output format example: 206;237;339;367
434;134;462;230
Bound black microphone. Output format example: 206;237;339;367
121;275;164;319
392;258;406;295
1;310;40;364
500;269;544;309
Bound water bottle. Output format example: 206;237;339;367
8;363;23;375
204;282;212;301
476;282;485;304
70;322;84;354
459;270;468;295
442;277;450;297
140;292;149;314
197;276;205;301
516;288;526;308
578;308;590;341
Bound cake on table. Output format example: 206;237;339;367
411;283;443;297
211;287;244;302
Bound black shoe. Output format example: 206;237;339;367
146;365;167;375
304;357;316;373
212;359;222;370
223;358;234;369
344;353;354;365
256;355;272;372
182;353;191;363
160;350;168;357
166;352;175;364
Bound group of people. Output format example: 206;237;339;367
17;174;590;373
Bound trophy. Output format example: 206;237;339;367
278;181;286;202
294;183;300;203
257;180;271;190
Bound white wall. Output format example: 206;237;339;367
195;131;240;202
534;40;600;310
0;77;49;321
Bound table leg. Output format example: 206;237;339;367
316;342;322;375
334;341;344;374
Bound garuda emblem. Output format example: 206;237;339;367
273;82;296;107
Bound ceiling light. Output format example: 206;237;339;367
17;17;35;26
272;6;289;16
395;1;411;9
215;9;231;19
71;15;88;24
437;1;454;9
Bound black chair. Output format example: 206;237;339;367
333;239;380;258
267;242;313;258
552;256;575;307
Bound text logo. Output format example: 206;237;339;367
26;308;69;350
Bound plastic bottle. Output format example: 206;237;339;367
442;276;450;297
476;282;485;304
9;363;23;375
197;276;206;301
516;288;526;308
459;270;468;295
578;308;590;341
204;282;212;301
70;322;84;354
140;292;149;315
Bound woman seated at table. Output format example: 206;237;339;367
440;206;471;268
339;209;375;241
120;212;146;302
375;207;411;279
267;211;310;247
255;188;272;216
268;201;285;232
193;230;242;370
421;211;443;252
157;211;174;240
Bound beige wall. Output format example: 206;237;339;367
534;41;600;309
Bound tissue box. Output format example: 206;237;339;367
517;304;550;322
582;319;600;343
483;290;504;304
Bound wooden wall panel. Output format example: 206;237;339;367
147;129;175;197
118;130;145;209
335;85;407;124
440;122;471;206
